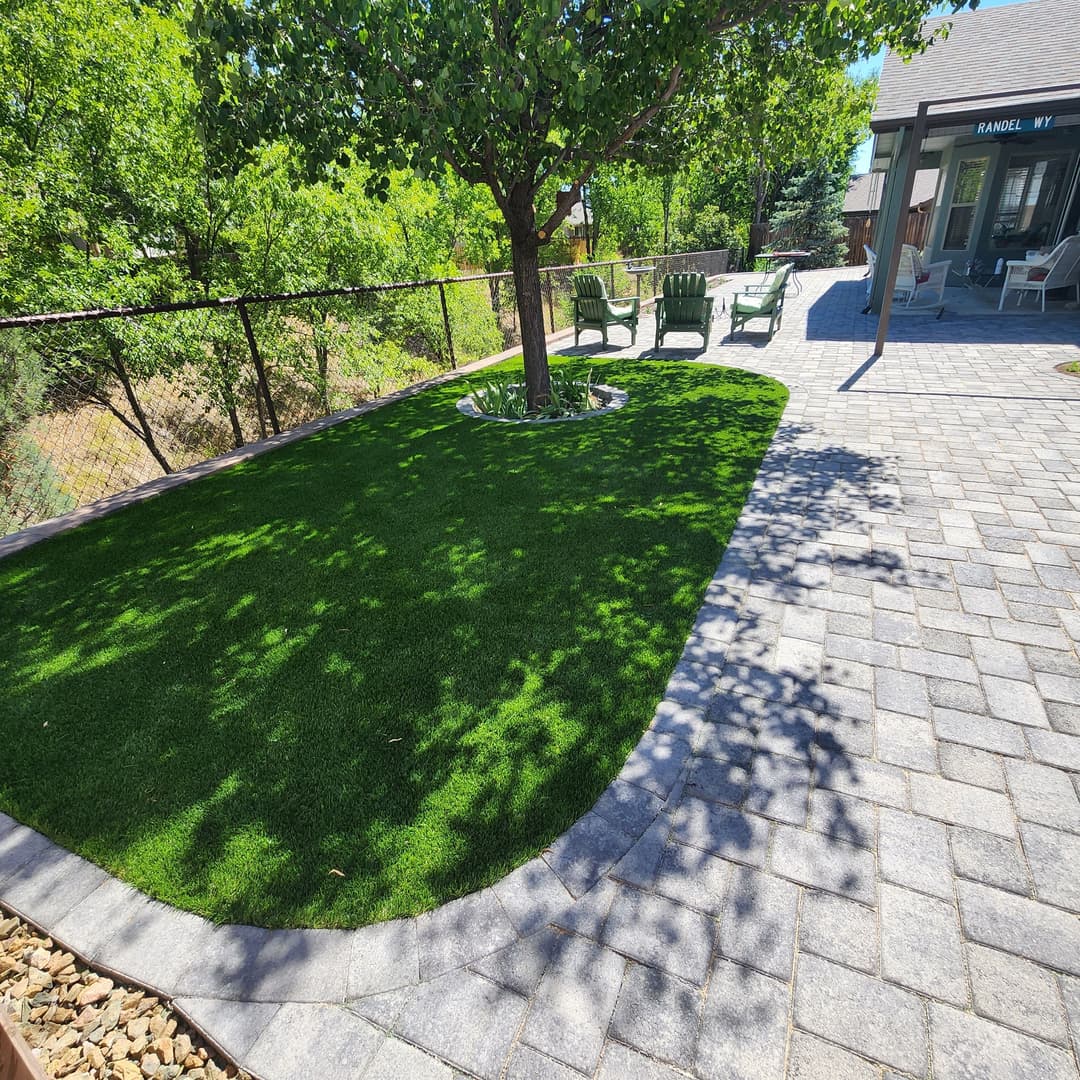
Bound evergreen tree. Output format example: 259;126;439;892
769;165;849;269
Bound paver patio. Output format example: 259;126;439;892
2;266;1079;1079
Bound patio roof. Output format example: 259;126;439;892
871;0;1080;132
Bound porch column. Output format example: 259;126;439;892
869;127;911;314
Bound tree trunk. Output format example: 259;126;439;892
662;175;674;255
106;338;173;475
505;188;551;412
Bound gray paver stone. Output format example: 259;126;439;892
966;943;1069;1046
348;917;420;1000
416;887;517;979
592;780;664;837
174;998;280;1064
932;708;1026;756
394;969;527;1080
794;953;927;1076
504;1046;585;1080
807;789;876;850
812;750;907;809
520;933;625;1075
619;731;693;799
671;797;770;867
608;961;703;1071
983;675;1050;728
651;700;710;745
879;883;967;1006
1019;821;1080;911
745;753;812;825
696;959;789;1080
878;808;953;901
468;927;558;998
596;1041;689;1080
687;756;750;807
610;814;671;890
543;812;636;898
876;711;937;772
875;668;929;717
0;823;57;888
491;857;573;936
770;824;876;904
50;877;152;962
718;864;798;980
347;986;414;1029
1026;729;1080;772
948;826;1031;896
364;1037;454;1079
909;774;1016;837
603;885;714;986
0;845;109;930
1004;760;1080;833
937;742;1006;792
95;900;213;992
798;889;879;975
651;841;732;916
245;1003;383;1080
785;1031;881;1080
957;879;1080;977
929;1002;1076;1080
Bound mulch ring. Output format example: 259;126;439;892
0;911;251;1080
1054;361;1080;377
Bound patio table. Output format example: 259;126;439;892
760;249;812;295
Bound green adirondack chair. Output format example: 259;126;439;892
572;274;639;346
654;273;715;350
729;263;792;341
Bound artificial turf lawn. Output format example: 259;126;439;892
0;357;786;928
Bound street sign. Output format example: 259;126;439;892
973;115;1056;135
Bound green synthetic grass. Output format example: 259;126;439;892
0;358;786;928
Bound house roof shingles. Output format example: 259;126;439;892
871;0;1080;131
843;169;939;214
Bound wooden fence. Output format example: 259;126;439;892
750;212;934;267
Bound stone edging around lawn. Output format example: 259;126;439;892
0;348;788;1080
455;384;628;423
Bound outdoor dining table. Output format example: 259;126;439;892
759;249;813;295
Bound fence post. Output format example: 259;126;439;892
543;272;556;333
437;283;456;369
237;302;280;435
609;264;616;295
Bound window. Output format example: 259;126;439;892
943;158;988;250
990;153;1072;249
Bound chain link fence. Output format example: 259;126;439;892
0;249;729;537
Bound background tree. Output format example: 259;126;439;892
193;0;973;411
769;162;849;268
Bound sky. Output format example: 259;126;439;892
849;0;1034;173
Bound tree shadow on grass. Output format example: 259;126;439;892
0;359;789;928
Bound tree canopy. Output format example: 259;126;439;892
195;0;973;407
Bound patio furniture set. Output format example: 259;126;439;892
572;263;793;349
864;235;1080;312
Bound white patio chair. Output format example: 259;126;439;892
998;235;1080;311
864;244;877;302
896;244;950;308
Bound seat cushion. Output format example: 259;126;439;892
733;296;771;315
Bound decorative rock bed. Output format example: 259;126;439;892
456;383;628;423
0;913;248;1080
